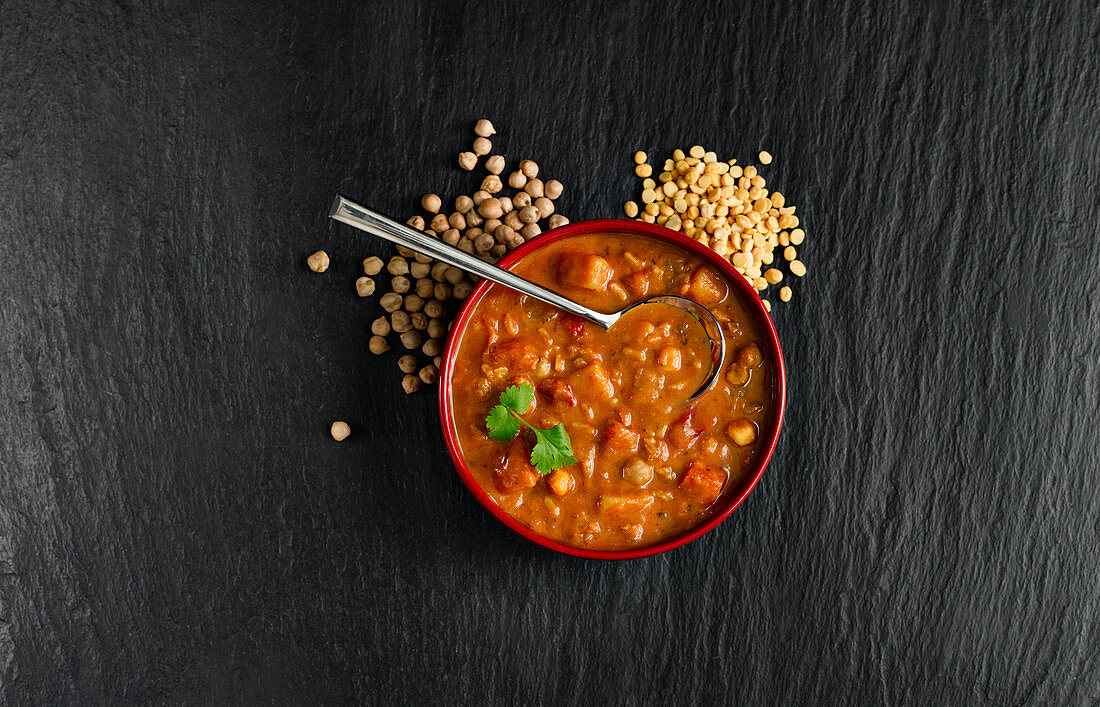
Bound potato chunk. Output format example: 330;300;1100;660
599;491;654;516
603;420;640;452
727;419;757;446
558;254;613;291
678;460;728;506
571;362;615;402
492;439;539;495
687;267;727;305
486;339;539;372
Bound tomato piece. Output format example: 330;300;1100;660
667;408;717;451
492;439;540;495
678;460;728;506
538;378;578;407
558;254;613;291
562;313;585;338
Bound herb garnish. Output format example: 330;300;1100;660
486;382;578;475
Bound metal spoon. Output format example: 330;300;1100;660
329;195;725;401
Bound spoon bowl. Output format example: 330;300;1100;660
329;195;726;399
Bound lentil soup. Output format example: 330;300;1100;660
447;231;779;552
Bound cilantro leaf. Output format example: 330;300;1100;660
486;404;521;441
529;423;578;475
498;383;535;414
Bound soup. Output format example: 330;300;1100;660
448;232;777;551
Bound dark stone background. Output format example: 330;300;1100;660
1;1;1098;704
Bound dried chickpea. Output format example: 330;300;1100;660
448;212;466;230
534;197;554;217
503;211;522;231
402;374;421;394
400;330;422;350
481;175;503;194
513;191;532;208
524;178;544;198
444;267;464;284
790;228;805;245
427;319;446;339
391;311;412;333
423;300;445;319
472;137;491;156
419;364;439;385
363;256;383;275
472;190;490;206
545;179;563;199
330;421;351;441
521;223;541;239
398;354;417;373
406;215;425;230
519;160;538;179
689;145;705;159
453;281;473;299
433;355;442;369
764;268;783;284
485;155;505;174
379;292;403;312
474;118;495;137
410;311;429;331
478;198;503;219
457;152;476;170
518;205;539;224
498;196;513;214
355;277;375;297
508;171;527;189
421;193;441;213
306;251;329;273
391;276;410;294
369;335;389;354
371;316;391;336
404;295;425;313
429;213;448;232
548;214;569;229
422;338;442;357
415;278;434;298
433;282;452;301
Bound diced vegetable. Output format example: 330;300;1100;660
558;254;613;291
678;460;728;506
492;439;540;495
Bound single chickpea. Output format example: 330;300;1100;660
483;218;502;234
689;145;705;159
400;330;422;350
524;178;544;198
622;459;654;486
474;118;496;137
453;281;473;299
453;195;474;214
429;262;448;282
547;469;575;496
548;214;569;229
429;213;448;233
544;179;563;199
737;343;762;367
481;175;503;194
403;295;425;313
518;205;539;224
478;198;503;219
415;278;434;298
458;152;477;170
472;190;490;206
379;293;403;312
484;155;505;174
402;374;421;394
419;364;439;385
433;355;442;369
409;262;429;280
397;246;415;258
790;228;805;245
355;277;375;297
422;338;442;357
513;191;532;208
491;243;506;257
444;267;464;284
448;212;466;230
371;316;391;336
427;319;446;339
495;225;517;244
519;159;539;179
472;137;491;156
474;233;495;253
423;299;445;319
330;421;351;441
503;211;523;231
727;419;756;446
391;311;412;333
398;354;417;373
498;196;513;214
465;211;483;227
421;194;441;213
306;251;329;273
410;311;428;330
363;256;384;275
520;223;541;239
433;282;452;301
726;363;749;386
508;170;527;189
533;196;554;217
369;335;389;354
406;215;425;230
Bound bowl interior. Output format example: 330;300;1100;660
437;219;786;559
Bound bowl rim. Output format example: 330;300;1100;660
437;218;786;560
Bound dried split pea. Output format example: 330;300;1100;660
634;151;647;164
790;260;807;277
624;201;639;218
758;151;772;165
779;286;792;302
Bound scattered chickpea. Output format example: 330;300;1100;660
472;190;490;206
423;338;442;357
400;330;422;350
427;319;446;339
398;354;417;373
534;197;554;217
410;311;428;331
402;374;421;394
424;299;445;319
371;316;391;336
519;160;538;179
764;268;783;284
391;311;412;333
790;228;805;245
421;193;441;213
409;262;429;280
481;175;503;194
433;355;442;369
419;365;439;384
474;118;496;137
524;179;544;198
689;145;705;159
307;251;329;273
363;256;383;275
330;421;351;441
429;213;448;232
758;150;773;165
457;152;476;170
448;212;466;230
521;223;541;239
548;214;569;229
508;171;527;189
433;282;452;301
453;281;473;299
379;293;403;312
404;295;425;313
444;267;464;284
544;179;563;200
498;196;513;214
472;137;491;156
415;278;434;298
406;215;425;230
355;277;375;297
513;191;532;208
478;198;503;219
369;335;389;354
485;155;505;174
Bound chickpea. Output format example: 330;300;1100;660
423;338;442;357
411;312;429;331
406;215;425;230
419;364;439;384
503;211;523;231
429;213;448;232
444;267;464;285
330;421;351;441
363;256;384;275
458;152;476;170
369;335;389;354
415;278;434;298
737;343;762;367
453;281;473;299
433;356;443;369
519;159;539;179
380;293;403;312
371;316;391;336
498;196;513;214
474;233;494;253
387;256;409;276
474;118;496;137
402;374;421;394
472;137;491;156
726;364;749;387
524;178;544;198
481;175;503;194
472;190;490;206
424;299;445;319
478;197;503;219
533;196;554;217
396;246;415;258
518;205;539;224
404;295;425;313
548;214;569;229
306;251;329;273
427;319;446;339
400;330;422;350
483;218;502;234
447;212;465;230
430;262;448;282
485;155;505;175
546;469;574;496
507;170;527;189
490;244;506;258
520;223;541;239
513;191;532;208
727;419;757;446
398;354;417;373
389;276;408;294
421;193;441;213
391;311;412;333
495;225;517;244
623;459;654;486
355;277;375;297
544;179;563;199
433;282;452;301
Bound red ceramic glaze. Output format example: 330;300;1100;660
438;219;786;560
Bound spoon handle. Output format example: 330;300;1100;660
329;195;618;329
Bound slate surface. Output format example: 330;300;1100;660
1;1;1099;704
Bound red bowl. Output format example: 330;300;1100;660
438;219;786;559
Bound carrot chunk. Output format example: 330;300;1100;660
678;460;728;506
